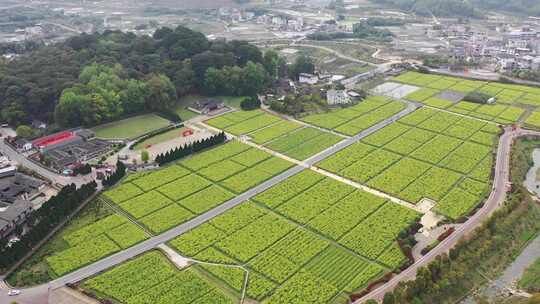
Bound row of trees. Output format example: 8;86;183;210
102;161;126;187
307;21;393;42
155;132;226;166
0;182;97;271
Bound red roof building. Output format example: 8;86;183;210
32;131;76;150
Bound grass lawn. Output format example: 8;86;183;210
92;114;171;140
133;127;188;150
6;199;114;287
175;107;198;121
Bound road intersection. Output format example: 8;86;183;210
1;114;538;304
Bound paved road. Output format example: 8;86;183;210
4;107;533;304
354;127;540;303
48;102;419;288
0;138;74;185
0;100;421;303
305;101;419;166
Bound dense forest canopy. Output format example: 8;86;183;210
0;26;274;128
376;0;540;17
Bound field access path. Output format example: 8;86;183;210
2;108;534;304
354;127;540;303
0;98;419;304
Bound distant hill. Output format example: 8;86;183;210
375;0;540;17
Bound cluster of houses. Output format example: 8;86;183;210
428;22;540;72
0;152;47;239
218;7;308;32
7;129;112;173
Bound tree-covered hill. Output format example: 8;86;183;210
0;27;274;128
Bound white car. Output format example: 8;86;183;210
8;289;20;296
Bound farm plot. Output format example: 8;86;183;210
404;88;440;102
341;149;401;183
525;111;540;128
300;97;407;136
220;157;293;193
130;165;190;191
448;102;526;124
225;114;282;135
367;157;431;195
393;72;442;86
158;174;212;201
398;107;438;126
103;140;293;237
421;96;455;109
317;142;376;173
334;101;407;136
104;183;143;204
46;214;148;276
139;204;195;234
339;202;419;259
275;178;355;224
181;140;250;171
426;77;458;90
264;127;343;160
392;71;540;124
435;187;483;220
117;190;173;219
229;148;271;166
206;109;344;160
253;170;325;209
82;251;236;304
315;111;498;216
179;185;235;214
205;110;281;136
169;172;416;303
249;120;303;144
306;190;387;240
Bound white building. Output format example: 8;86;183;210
498;58;517;71
299;73;319;85
327;90;351;105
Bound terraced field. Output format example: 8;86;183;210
317;107;500;220
393;71;534;124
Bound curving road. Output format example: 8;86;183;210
354;127;540;303
0;139;90;187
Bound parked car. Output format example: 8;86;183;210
8;289;21;296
